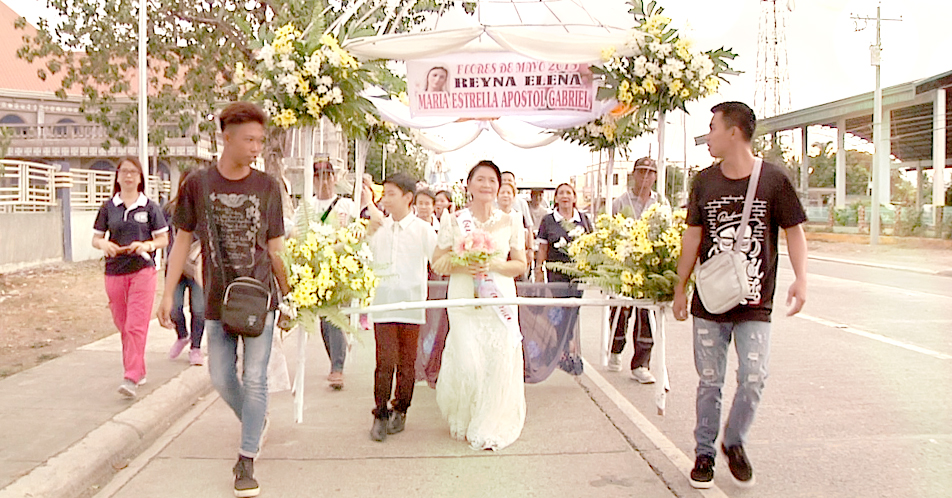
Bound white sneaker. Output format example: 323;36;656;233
607;353;623;372
630;367;656;384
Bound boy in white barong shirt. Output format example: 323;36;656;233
365;173;437;442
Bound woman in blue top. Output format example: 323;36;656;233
92;157;168;398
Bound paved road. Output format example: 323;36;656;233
584;258;952;497
81;253;952;498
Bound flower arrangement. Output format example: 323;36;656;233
549;203;687;302
560;0;737;152
233;23;374;137
280;213;377;333
597;0;737;117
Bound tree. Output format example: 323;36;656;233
15;0;451;178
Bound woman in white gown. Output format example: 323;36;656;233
432;161;528;451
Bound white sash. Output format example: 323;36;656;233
456;209;522;345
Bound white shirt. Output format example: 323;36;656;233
290;195;356;237
368;213;437;324
612;190;665;218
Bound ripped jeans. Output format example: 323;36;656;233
692;317;771;458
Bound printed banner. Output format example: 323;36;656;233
407;52;597;118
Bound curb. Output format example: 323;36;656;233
780;251;951;277
0;365;213;498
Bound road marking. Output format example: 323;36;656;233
582;359;730;498
797;313;952;360
805;272;952;300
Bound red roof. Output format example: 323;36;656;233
0;0;82;96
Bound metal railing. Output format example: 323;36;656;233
0;159;170;212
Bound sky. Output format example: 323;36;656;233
8;0;952;184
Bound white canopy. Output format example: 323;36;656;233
344;0;632;65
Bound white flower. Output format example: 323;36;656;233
278;74;298;95
331;87;343;103
262;99;277;116
308;222;336;237
316;84;329;94
325;50;342;67
365;113;379;126
568;226;585;238
644;62;661;77
321;76;333;85
633;55;648;78
277;55;296;72
260;79;272;92
303;53;322;77
661;58;685;80
554;237;567;249
257;44;276;70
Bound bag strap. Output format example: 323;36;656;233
201;169;231;284
320;196;340;223
732;158;763;252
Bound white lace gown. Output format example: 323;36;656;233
435;209;527;451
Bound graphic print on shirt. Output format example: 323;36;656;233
210;192;262;270
703;195;767;305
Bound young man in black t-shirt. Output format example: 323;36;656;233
159;102;289;498
673;102;808;489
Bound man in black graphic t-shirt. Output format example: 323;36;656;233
159;102;289;498
673;102;808;490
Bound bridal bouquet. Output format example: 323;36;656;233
549;204;686;302
280;218;377;333
451;229;500;299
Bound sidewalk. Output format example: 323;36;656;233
1;238;948;498
795;232;952;276
0;320;212;498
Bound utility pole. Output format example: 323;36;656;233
851;4;901;245
138;0;148;187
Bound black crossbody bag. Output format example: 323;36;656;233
201;170;272;337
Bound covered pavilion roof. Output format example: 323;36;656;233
696;69;952;167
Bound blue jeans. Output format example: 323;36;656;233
693;317;771;458
207;312;274;458
321;320;347;373
171;276;204;349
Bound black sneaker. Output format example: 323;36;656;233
233;458;259;497
387;411;406;434
721;443;756;487
689;454;715;489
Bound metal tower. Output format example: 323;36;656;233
754;0;794;120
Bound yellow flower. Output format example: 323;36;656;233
642;78;657;94
601;46;617;62
669;79;683;94
272;108;298;128
703;76;720;95
296;73;310;95
644;15;672;35
305;93;322;118
621;270;635;285
680;88;691;99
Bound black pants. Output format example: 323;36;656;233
609;307;653;370
373;322;420;419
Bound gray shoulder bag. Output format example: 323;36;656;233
695;159;762;314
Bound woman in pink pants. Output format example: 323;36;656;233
92;157;169;398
